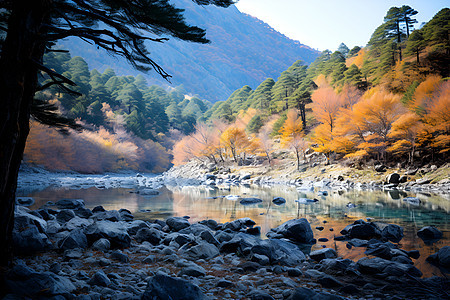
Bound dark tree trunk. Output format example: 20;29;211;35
396;20;402;61
299;103;306;131
0;0;49;267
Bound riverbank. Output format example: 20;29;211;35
2;198;449;299
164;160;450;195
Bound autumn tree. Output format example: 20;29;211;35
279;110;308;170
220;126;252;163
0;0;234;266
387;112;422;164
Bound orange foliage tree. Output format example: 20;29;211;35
279;110;308;170
220;126;252;162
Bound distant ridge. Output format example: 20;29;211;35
59;0;319;102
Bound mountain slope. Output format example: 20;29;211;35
59;0;319;102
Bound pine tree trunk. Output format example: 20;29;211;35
0;0;49;267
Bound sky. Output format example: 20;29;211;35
235;0;449;51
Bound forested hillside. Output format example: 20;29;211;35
59;0;319;102
175;7;449;168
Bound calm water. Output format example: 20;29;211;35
21;182;450;277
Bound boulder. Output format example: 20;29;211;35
57;229;88;250
92;238;111;251
5;264;76;298
56;209;76;224
93;210;121;222
374;164;387;172
240;197;263;205
178;264;206;277
309;248;337;262
16;197;35;206
357;257;422;277
55;198;85;209
119;208;134;221
386;173;400;184
12;225;52;255
84;220;131;248
14;206;47;233
272;197;286;205
74;207;93;219
142;274;207;300
62;216;91;231
427;246;450;268
126;220;151;235
135;227;162;245
88;270;111;287
166;217;190;231
373;222;404;243
200;230;220;246
267;218;314;243
182;241;219;260
110;250;129;263
287;287;344;300
340;220;381;240
251;239;306;266
417;226;443;241
247;290;274;300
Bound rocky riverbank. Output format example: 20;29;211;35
164;160;450;195
2;198;449;299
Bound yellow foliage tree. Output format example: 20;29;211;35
387;112;422;163
220;126;251;162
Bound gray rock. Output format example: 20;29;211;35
55;199;85;209
251;239;306;266
240;197;263;205
437;246;450;268
110;250;129;263
135;227;162;245
386;173;400;184
417;226;443;241
287;286;345;300
12;224;52;255
127;220;150;235
357;257;422;277
92;238;111;251
166;217;190;231
88;271;111;287
118;208;134;221
309;248;337;262
272;197;286;205
57;229;88;250
56;209;76;224
142;274;207;300
318;274;343;288
199;219;218;230
63;216;91;231
84;220;131;248
267;218;314;243
93;210;121;222
178;264;206;277
375;223;404;243
143;255;156;264
5;264;76;297
74;207;93;219
182;241;219;260
217;279;234;288
251;254;270;265
200;230;220;246
14;206;47;233
247;290;275;300
16;197;35;206
64;248;83;259
340;220;381;240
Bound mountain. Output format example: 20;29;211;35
58;0;319;103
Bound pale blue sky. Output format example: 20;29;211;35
235;0;448;51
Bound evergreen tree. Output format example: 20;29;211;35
405;30;426;64
246;115;263;134
348;46;362;57
248;78;275;110
337;43;350;57
116;83;144;114
400;5;418;38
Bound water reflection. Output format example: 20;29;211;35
24;183;449;277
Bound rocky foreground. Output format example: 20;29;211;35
2;198;449;300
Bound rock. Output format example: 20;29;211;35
56;209;76;224
247;290;275;300
143;255;155;264
238;261;261;272
375;164;387;172
173;233;194;246
178;264;206;277
417;226;443;242
142;274;207;300
251;254;270;265
135;227;162;245
166;217;190;231
93;210;121;222
92;238;111;251
110;250;129;263
403;197;421;205
347;238;368;247
119;208;134;221
376;223;404;243
427;246;450;268
287;287;344;300
57;229;88;250
386;173;400;184
199;219;218;230
55;199;85;209
5;264;76;297
63;216;91;231
84;220;131;248
340;220;381;240
200;230;220;246
287;268;302;277
12;224;52;255
339;284;360;295
318;274;343;288
88;271;111;287
241;174;251;180
267;218;314;243
240;197;263;205
217;279;234;288
64;248;83;259
182;241;219;260
74;207;93;219
318;238;328;242
272;197;286;205
92;206;106;213
246;226;261;236
16;197;35;206
357;257;422;277
251;239;306;266
14;206;47;233
318;258;353;275
139;189;159;195
309;248;337;262
127;220;151;235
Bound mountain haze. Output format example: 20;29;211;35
59;0;319;102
